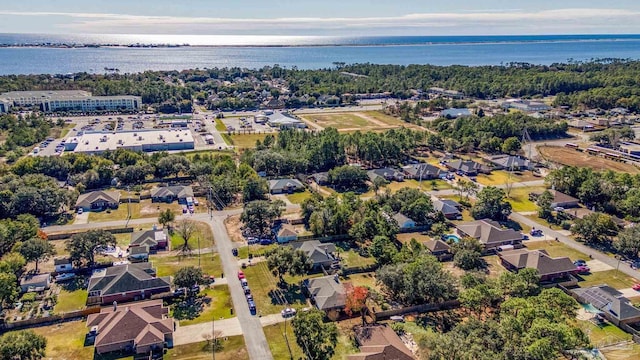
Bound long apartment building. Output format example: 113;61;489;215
0;90;142;113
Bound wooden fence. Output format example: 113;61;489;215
373;299;460;320
2;306;100;330
46;227;133;240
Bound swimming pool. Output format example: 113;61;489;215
442;234;461;243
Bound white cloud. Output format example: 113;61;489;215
0;8;638;35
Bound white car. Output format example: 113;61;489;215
281;308;297;318
55;273;76;282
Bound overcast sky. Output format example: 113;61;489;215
1;0;640;35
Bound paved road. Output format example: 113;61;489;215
208;215;274;360
174;313;287;346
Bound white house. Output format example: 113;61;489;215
277;224;298;243
392;213;416;230
54;258;73;273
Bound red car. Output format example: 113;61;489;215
576;265;590;274
632;283;640;291
237;270;245;280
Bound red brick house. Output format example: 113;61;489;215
87;263;171;305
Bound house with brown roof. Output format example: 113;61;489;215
348;324;415;360
531;190;579;209
498;249;577;282
276;224;298;243
444;160;491;176
75;190;120;212
423;239;452;261
402;163;444;181
87;263;171;305
87;300;174;355
130;229;169;251
456;219;523;252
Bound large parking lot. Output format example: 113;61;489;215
219;116;276;134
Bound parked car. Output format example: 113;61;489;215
248;300;256;313
260;239;272;245
232;248;238;256
55;273;76;282
574;259;587;266
281;308;297;318
633;283;640;291
173;288;186;297
240;278;248;286
246;294;254;302
530;229;543;237
237;270;245;280
576;265;591;274
189;285;200;294
242;285;251;294
247;237;259;245
77;208;83;214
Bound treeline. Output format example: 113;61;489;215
0;114;59;159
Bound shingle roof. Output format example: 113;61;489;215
392;213;414;226
573;285;640;321
129;245;149;256
54;258;71;266
305;275;346;310
445;160;489;174
277;224;297;238
349;325;415;360
88;263;170;295
269;178;304;192
75;190;121;208
423;239;451;253
433;199;461;216
402;163;443;179
130;229;168;248
487;155;531;169
150;186;193;199
292;240;335;265
498;249;576;276
456;219;522;246
367;168;404;181
87;300;173;350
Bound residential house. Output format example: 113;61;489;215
269;178;305;194
87;300;174;355
303;275;346;314
276;224;298;243
573;285;640;326
348;324;415;360
309;172;329;186
150;186;193;204
54;258;73;273
441;108;472;118
531;190;579;209
568;120;596;131
487;155;532;171
87;263;171;305
444;160;491;176
423;239;452;261
498;249;577;282
456;219;523;252
75;190;120;212
433;199;462;220
367;168;405;183
130;229;169;251
20;273;51;293
392;213;416;230
292;240;337;270
128;246;150;262
402;163;444;180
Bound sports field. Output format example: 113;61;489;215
300;111;423;132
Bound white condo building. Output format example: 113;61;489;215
0;90;142;113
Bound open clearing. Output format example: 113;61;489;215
300;111;422;132
538;146;640;174
230;133;272;150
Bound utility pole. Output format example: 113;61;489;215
284;314;293;360
212;315;215;360
198;235;201;268
125;185;132;228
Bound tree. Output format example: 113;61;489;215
0;252;26;275
498;268;541;298
240;200;285;238
291;308;338;360
327;165;368;191
155;155;191;179
0;272;18;306
176;219;196;254
242;177;269;202
66;230;116;267
614;226;640;259
14;238;55;272
173;266;204;290
451;237;485;270
471;186;512;221
501;137;522;154
369;235;398;265
345;286;369;326
571;212;618;246
266;246;312;284
0;330;47;360
536;190;554;219
158;208;175;228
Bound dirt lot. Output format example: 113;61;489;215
224;214;245;243
300;111;423;132
538;146;640;174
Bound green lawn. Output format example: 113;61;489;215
236;244;278;260
242;262;310;315
579;270;639;290
337;247;376;269
54;288;88;313
215;119;227;132
88;203;140;222
230;133;272;150
484;255;510;279
166;336;249;360
175;285;234;326
27;321;98;360
153;253;223;278
263;322;303;360
341;272;381;292
525;240;588;261
578;320;632;345
505;186;545;212
169;221;216;250
286;190;313;204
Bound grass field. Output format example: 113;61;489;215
263;322;303;360
175;285;234;326
169;221;216;250
578;320;632;346
525;240;588;261
153;253;223;278
602;344;640;360
397;232;433;244
242;262;312;315
215;119;227;132
538;146;640;174
87;200;184;223
578;270;639;290
28;321;98;359
230;133;272;149
166;335;248;360
476;170;542;186
54;288;88;313
286;190;313;204
301;111;422;132
237;244;278;260
505;186;545;212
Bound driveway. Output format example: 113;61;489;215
73;212;89;225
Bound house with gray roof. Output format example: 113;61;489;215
87;299;174;355
423;239;452;261
292;240;337;270
441;108;472;119
349;324;415;360
269;178;305;194
75;190;121;212
433;199;462;220
276;224;298;243
392;213;416;230
498;249;577;282
130;229;169;250
87;263;171;305
303;274;346;313
456;219;523;252
367;168;405;182
128;246;150;262
487;155;532;171
402;163;444;180
150;186;193;204
573;285;640;326
20;273;51;293
530;190;579;209
444;160;491;176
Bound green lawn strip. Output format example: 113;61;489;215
578;270;639;290
175;285;234;326
286;190;313;204
578;320;632;345
54;289;88;313
236;244;278;260
263;322;304;360
153;253;223;278
215;119;227;132
522;214;561;230
166;336;249;360
524;240;588;261
87;203;141;222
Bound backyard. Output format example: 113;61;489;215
28;321;97;360
504;186;545;212
172;285;234;326
578;270;639;290
524;240;588;261
87;200;186;223
286;190;313;204
53;278;88;313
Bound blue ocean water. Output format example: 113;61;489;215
1;34;640;74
